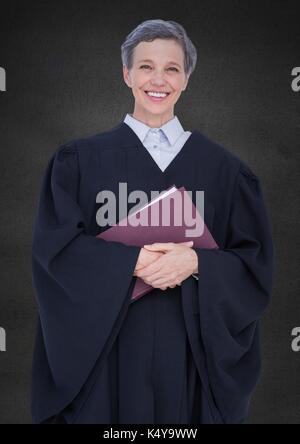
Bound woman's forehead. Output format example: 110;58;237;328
133;40;185;63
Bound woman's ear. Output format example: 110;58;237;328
182;73;190;91
123;65;132;88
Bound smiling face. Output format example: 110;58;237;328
123;38;190;127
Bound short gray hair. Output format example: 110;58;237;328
121;19;197;78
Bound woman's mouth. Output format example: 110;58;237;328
144;90;170;102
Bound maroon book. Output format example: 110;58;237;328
97;185;218;302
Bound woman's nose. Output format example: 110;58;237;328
150;70;166;83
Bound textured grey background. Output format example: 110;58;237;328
0;0;299;424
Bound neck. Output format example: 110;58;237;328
131;107;174;128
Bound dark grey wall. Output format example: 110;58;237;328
0;0;299;424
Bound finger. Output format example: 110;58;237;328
135;260;166;278
152;279;169;287
168;283;181;288
145;271;168;284
143;242;175;251
179;241;194;246
134;269;144;276
144;241;193;251
150;274;179;286
154;280;181;289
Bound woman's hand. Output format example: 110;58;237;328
134;241;198;290
134;248;164;274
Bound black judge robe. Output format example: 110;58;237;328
30;121;274;424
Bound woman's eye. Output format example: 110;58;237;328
140;65;179;72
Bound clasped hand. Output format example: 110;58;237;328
133;241;198;291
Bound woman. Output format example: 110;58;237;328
31;19;274;424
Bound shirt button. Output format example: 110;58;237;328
153;145;157;148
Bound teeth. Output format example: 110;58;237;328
146;91;168;98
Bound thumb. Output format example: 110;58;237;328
144;241;193;251
143;242;175;251
179;241;194;246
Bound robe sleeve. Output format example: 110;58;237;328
191;162;274;424
31;143;141;423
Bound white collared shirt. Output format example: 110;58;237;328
123;113;192;172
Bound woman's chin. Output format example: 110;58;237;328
141;104;174;115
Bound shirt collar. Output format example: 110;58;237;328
123;113;185;146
